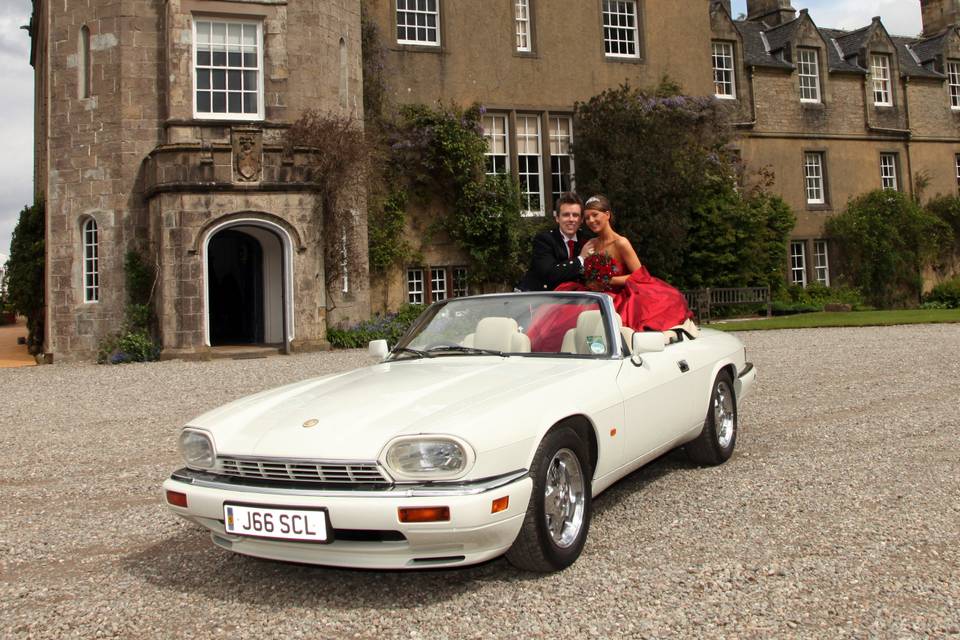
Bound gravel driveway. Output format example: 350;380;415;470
1;324;958;639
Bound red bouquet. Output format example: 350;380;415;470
584;253;616;292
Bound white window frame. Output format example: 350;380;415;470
602;0;640;59
790;241;807;287
430;267;447;302
192;18;264;121
813;240;830;286
880;153;899;190
712;42;736;99
482;114;510;177
955;153;960;190
82;218;100;303
804;152;825;205
948;61;960;110
407;268;424;304
871;54;892;106
549;115;574;207
516;114;545;216
396;0;440;47
797;48;821;103
515;0;532;53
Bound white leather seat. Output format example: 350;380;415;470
560;310;612;355
463;317;531;353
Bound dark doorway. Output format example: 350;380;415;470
208;229;264;345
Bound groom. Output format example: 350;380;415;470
516;192;591;291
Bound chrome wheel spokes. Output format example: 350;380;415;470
713;380;736;449
543;448;586;548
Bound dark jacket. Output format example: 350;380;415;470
516;228;585;291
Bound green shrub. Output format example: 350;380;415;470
924;277;960;309
97;330;160;364
826;190;949;308
327;304;426;348
776;283;866;308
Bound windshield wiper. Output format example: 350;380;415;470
390;347;433;359
426;345;511;357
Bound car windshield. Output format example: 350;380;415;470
391;293;615;359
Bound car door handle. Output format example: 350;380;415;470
677;360;689;373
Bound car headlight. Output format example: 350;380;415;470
382;436;474;481
178;429;216;469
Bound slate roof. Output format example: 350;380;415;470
732;15;946;79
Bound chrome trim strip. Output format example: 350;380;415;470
170;467;530;498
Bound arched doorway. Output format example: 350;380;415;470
205;224;288;347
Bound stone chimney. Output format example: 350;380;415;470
713;0;733;17
746;0;798;26
921;0;960;36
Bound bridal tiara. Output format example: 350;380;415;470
585;196;601;206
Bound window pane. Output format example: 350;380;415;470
197;50;210;66
212;92;226;112
243;92;258;114
212;69;226;90
197;91;211;112
228;92;242;113
212;49;226;66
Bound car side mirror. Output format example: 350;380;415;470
368;339;389;360
630;332;665;366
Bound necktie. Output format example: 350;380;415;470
567;239;575;261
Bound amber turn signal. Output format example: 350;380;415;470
166;490;188;508
491;496;509;513
398;506;450;523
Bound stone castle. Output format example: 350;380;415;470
28;0;960;360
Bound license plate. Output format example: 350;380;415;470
223;503;331;543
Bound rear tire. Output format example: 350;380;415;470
506;427;592;572
686;371;737;465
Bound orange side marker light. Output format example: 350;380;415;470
166;490;188;508
398;506;450;523
610;428;618;437
491;496;510;514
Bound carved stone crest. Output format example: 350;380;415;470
232;128;262;182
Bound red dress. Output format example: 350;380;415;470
526;259;693;352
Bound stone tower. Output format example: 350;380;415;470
746;0;798;26
921;0;960;36
28;0;369;361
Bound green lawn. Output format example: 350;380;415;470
708;309;960;331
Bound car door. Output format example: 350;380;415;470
615;343;699;463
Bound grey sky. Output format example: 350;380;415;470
0;1;930;259
0;0;33;258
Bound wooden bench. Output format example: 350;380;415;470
682;287;771;323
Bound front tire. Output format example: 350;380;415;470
506;427;592;572
686;371;737;465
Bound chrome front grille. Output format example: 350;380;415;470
217;456;391;486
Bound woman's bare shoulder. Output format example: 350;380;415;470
614;234;635;249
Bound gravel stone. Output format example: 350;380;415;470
1;325;958;638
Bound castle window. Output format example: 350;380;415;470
712;42;736;99
602;0;640;58
516;0;532;52
790;241;807;287
482;114;510;176
516;114;544;215
813;240;830;286
452;267;469;297
549;116;574;207
79;26;91;99
396;0;440;46
407;268;424;304
82;218;100;303
804;152;825;205
193;19;263;119
871;54;892;106
955;154;960;191
797;48;821;103
948;62;960;109
880;153;899;190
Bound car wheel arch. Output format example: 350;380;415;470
533;415;598;480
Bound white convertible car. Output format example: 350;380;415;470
164;292;755;572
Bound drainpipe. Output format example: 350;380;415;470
730;66;759;128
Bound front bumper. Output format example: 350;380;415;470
163;468;532;569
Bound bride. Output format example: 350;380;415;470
559;194;694;333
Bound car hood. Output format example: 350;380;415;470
191;357;610;460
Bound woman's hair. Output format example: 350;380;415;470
584;194;614;223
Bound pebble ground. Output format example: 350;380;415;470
1;324;958;639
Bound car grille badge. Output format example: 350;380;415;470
302;418;320;428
